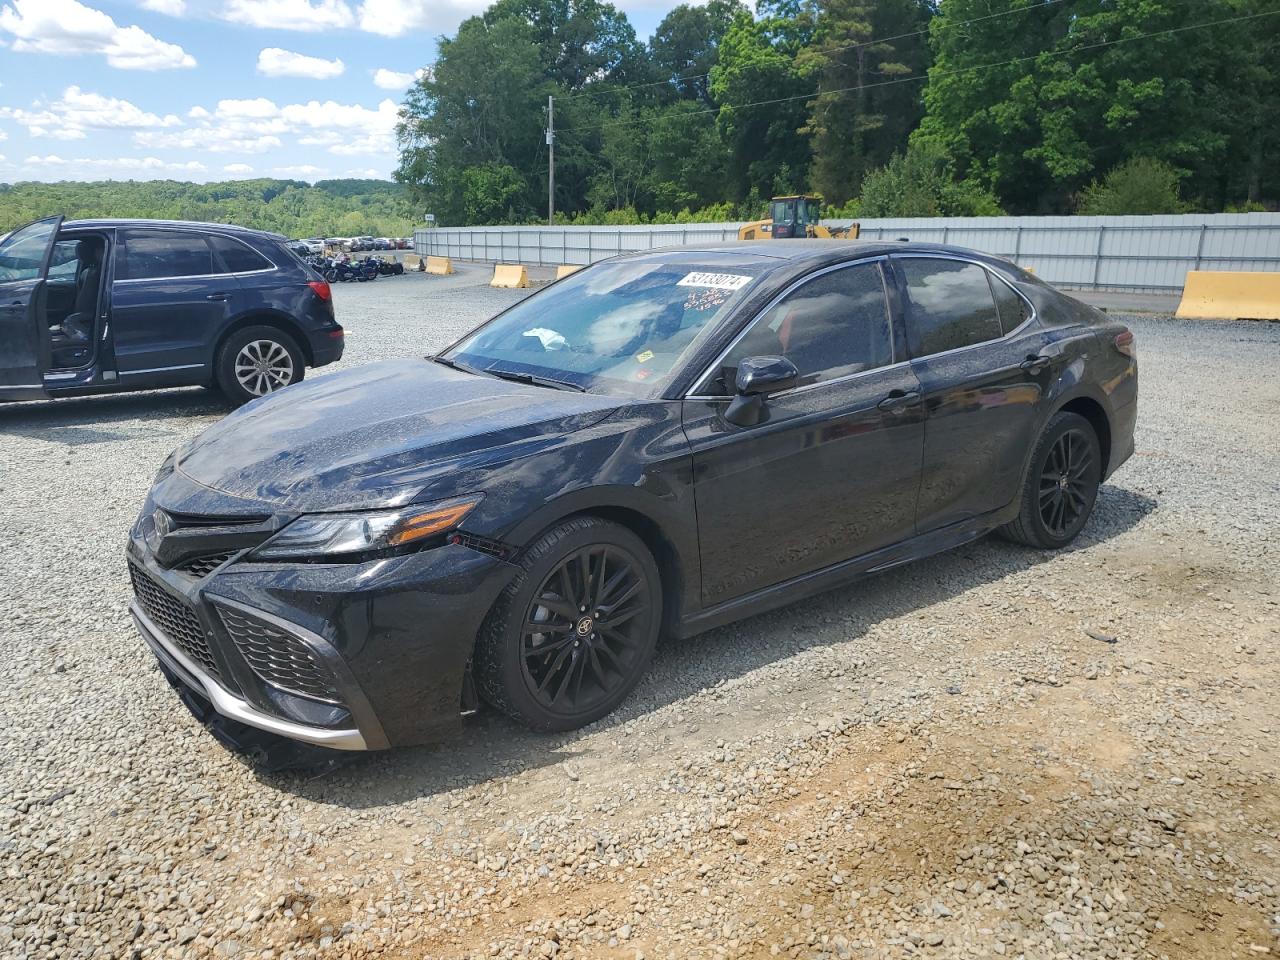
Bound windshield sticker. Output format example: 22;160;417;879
635;349;654;363
676;272;752;291
522;328;568;350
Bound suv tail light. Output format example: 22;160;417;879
308;280;332;301
1113;330;1135;358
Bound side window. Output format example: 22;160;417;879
899;258;1004;356
719;262;893;391
0;218;61;283
988;272;1029;334
47;240;81;280
118;231;214;281
209;235;273;274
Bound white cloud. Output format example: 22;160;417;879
371;67;427;90
355;0;486;37
139;0;185;14
0;86;182;140
258;47;344;79
0;0;195;70
138;95;399;158
273;164;324;178
17;154;205;177
222;0;350;31
0;130;8;141
223;162;254;174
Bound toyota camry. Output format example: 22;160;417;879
126;241;1137;756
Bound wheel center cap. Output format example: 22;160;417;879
576;617;594;637
1059;474;1069;491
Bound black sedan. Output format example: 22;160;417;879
126;241;1137;754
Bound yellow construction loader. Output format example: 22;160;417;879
737;194;859;241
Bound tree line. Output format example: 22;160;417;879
394;0;1279;225
0;179;416;236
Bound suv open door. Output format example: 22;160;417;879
0;215;62;401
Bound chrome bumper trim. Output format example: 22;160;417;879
131;600;368;751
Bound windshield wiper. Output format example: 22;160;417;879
483;366;586;393
430;355;481;376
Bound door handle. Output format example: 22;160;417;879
877;390;920;413
206;292;231;302
1020;354;1051;374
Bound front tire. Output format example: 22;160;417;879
215;325;305;407
1000;411;1102;548
473;516;662;732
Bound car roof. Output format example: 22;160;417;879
61;217;286;241
615;239;1017;271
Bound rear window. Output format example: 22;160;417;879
210;235;274;273
118;230;214;281
899;258;1004;356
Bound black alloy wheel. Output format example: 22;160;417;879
1001;411;1101;548
1039;427;1094;537
474;516;661;731
522;544;652;716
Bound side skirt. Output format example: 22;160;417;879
674;502;1018;640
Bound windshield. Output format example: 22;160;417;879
445;259;764;397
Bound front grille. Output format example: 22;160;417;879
129;562;220;679
216;606;342;704
178;551;237;578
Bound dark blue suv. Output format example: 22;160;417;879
0;216;344;406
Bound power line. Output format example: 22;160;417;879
555;0;1075;103
562;8;1280;136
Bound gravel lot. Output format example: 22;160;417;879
1;266;1277;960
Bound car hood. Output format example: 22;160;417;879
174;359;622;511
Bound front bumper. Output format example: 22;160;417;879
127;533;518;750
133;600;369;750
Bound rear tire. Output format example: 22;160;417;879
1000;411;1102;548
215;325;305;407
473;516;661;732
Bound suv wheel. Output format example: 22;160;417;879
216;325;305;406
473;516;661;732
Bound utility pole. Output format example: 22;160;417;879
546;95;555;226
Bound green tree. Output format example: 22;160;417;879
858;145;1004;217
395;17;549;223
1076;156;1187;215
799;0;932;205
710;7;815;203
649;0;745;105
914;0;1275;213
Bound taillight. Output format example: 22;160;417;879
1113;330;1135;358
308;280;332;301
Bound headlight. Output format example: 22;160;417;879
252;496;481;561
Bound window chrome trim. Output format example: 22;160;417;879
114;266;276;285
683;255;895;399
889;252;1038;362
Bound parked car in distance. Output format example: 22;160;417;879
127;240;1136;755
0;216;344;406
296;238;324;255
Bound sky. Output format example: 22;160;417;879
0;0;672;184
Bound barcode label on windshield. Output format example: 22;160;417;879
677;272;752;291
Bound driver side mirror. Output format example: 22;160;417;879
724;355;799;427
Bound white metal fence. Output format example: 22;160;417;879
415;213;1280;293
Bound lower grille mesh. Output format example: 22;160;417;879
178;551;236;578
217;606;342;703
129;563;220;679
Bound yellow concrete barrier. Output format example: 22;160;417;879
490;263;530;288
425;255;454;276
401;254;422;269
1176;271;1280;320
556;264;583;280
